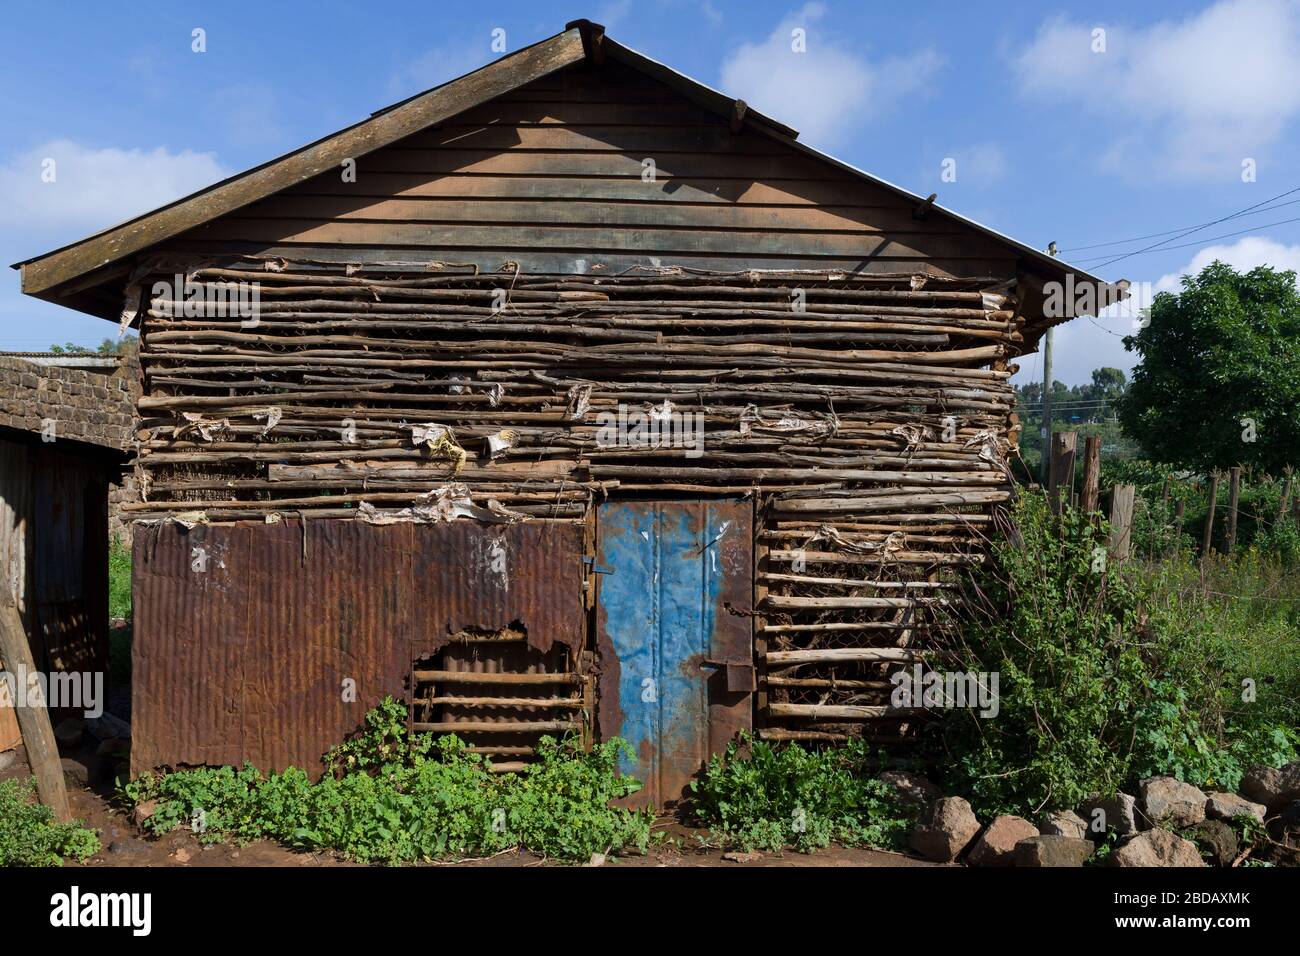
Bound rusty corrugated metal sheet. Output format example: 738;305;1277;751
132;517;585;776
132;519;410;776
410;521;585;654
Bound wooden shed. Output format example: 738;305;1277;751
14;21;1112;803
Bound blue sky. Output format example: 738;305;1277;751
3;0;1299;385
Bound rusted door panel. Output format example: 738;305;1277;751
596;499;752;806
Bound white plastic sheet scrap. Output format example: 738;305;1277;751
963;429;1009;465
251;406;282;437
179;412;232;442
890;423;936;448
409;422;469;472
485;428;519;459
410;423;455;447
566;383;593;421
739;404;840;439
354;483;528;526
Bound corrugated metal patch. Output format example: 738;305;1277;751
410;521;585;654
131;517;585;776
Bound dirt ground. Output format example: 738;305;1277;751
2;743;937;869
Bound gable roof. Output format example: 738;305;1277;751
14;19;1115;325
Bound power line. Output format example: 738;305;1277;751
1088;185;1300;271
1074;213;1300;264
1059;197;1300;253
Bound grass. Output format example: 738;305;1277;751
108;535;131;620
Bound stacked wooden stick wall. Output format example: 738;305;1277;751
130;261;1020;743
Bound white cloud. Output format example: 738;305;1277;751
0;140;227;233
1154;235;1300;290
719;2;942;149
1027;234;1300;386
1013;0;1300;179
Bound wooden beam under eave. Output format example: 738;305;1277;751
19;28;586;298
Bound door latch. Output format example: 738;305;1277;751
702;658;757;693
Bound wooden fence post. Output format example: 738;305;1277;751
1048;431;1077;514
1172;498;1186;553
1080;435;1102;514
1226;466;1242;553
1109;484;1135;561
1202;472;1220;557
0;579;70;821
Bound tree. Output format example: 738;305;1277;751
48;337;138;357
1117;261;1300;473
1086;367;1127;403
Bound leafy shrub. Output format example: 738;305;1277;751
121;697;653;864
0;778;101;866
689;734;914;853
939;491;1299;816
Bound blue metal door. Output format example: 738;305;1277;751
596;499;753;806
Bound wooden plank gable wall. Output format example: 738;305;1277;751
125;56;1030;753
168;59;1017;277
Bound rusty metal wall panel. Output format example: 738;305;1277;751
410;521;584;654
133;519;412;775
596;499;753;807
132;521;253;772
239;519;412;773
132;518;584;776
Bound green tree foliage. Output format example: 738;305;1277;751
48;337;137;356
1118;262;1300;472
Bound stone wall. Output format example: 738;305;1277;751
0;355;134;450
0;354;138;543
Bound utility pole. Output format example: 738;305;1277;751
1041;242;1058;485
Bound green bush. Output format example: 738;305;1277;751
689;734;914;853
0;778;101;866
939;491;1299;816
121;697;653;864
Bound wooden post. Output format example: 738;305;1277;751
0;579;70;820
1080;434;1102;514
1109;484;1135;561
1202;472;1220;557
1279;469;1293;520
1226;466;1242;553
1048;431;1077;514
